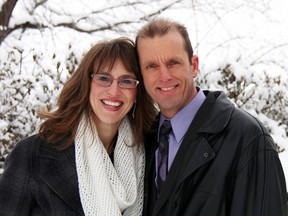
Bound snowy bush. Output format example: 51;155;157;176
0;43;77;162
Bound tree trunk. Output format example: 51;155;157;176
0;0;18;44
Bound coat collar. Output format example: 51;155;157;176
38;142;84;214
198;90;234;133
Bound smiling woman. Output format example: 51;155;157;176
0;37;158;216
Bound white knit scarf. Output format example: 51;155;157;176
75;114;145;216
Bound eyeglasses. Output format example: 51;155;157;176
91;74;139;89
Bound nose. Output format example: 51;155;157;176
107;80;121;96
159;66;172;82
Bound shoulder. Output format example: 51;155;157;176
209;90;271;138
4;135;74;178
6;135;43;160
2;135;43;180
208;91;276;151
227;107;277;156
231;107;270;136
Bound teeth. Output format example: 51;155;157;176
161;86;175;91
102;100;121;107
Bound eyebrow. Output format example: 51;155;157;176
119;74;137;79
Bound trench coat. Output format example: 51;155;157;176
0;136;85;216
143;91;288;216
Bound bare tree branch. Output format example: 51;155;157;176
0;0;18;44
0;0;180;45
0;0;18;26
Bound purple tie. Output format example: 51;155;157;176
157;120;172;194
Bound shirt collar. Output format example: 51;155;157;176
159;88;206;143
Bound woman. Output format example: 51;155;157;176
0;37;157;215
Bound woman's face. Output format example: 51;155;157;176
89;59;137;128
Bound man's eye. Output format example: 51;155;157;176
167;61;178;67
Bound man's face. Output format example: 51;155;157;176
137;30;199;118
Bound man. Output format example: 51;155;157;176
136;18;288;216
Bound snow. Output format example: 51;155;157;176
280;151;288;185
0;0;288;188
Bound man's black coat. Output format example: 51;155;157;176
143;91;288;216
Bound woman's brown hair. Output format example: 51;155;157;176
38;37;157;148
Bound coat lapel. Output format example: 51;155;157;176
145;116;160;186
144;123;159;208
179;137;215;182
152;136;215;215
40;143;83;214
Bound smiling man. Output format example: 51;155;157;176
136;18;288;216
136;25;198;119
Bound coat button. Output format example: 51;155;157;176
204;152;209;157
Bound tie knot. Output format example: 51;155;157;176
160;120;172;136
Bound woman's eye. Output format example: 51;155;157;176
146;64;157;69
99;76;110;82
121;79;132;84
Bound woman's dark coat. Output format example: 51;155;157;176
0;136;85;216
